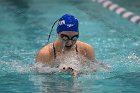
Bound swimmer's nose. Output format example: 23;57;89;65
68;40;73;44
66;40;73;46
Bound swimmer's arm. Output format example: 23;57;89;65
86;44;96;61
35;46;51;63
91;59;111;70
36;50;49;63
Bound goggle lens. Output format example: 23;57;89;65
60;34;79;41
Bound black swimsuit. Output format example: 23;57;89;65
52;43;78;59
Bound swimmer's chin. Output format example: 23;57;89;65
65;45;73;49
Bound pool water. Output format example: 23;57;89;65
0;0;140;93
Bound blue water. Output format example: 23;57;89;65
0;0;140;93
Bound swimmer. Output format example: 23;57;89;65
35;14;96;76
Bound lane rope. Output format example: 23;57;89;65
93;0;140;25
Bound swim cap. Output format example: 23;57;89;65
57;14;79;34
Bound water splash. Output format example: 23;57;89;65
1;51;139;80
32;53;110;77
31;63;60;74
0;60;33;78
94;52;140;80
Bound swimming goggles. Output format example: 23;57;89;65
60;34;79;41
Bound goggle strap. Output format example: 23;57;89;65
47;19;59;44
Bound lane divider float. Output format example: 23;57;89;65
93;0;140;25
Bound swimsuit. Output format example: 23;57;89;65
52;43;78;59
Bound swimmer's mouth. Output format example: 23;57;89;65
65;45;72;48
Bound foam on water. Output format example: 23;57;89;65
31;53;111;77
0;60;32;74
0;51;139;79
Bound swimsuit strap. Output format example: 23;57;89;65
75;44;78;54
53;43;56;59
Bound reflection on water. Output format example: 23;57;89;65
30;74;83;93
5;0;29;8
109;72;140;88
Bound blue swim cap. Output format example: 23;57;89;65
57;14;79;34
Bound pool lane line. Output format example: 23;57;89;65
93;0;140;25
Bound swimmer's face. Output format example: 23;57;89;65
59;31;79;47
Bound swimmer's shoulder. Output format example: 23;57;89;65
36;43;54;63
76;41;94;49
76;41;95;60
39;43;53;53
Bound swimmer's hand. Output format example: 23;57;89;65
61;67;78;77
92;60;111;71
